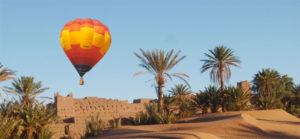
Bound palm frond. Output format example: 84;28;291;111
172;74;191;88
133;70;153;76
201;46;241;87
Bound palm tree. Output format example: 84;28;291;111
163;94;175;113
169;84;194;118
224;86;252;111
295;85;300;102
197;86;222;113
201;46;241;91
6;76;49;105
0;115;21;139
252;68;280;96
169;84;192;103
134;49;189;112
1;76;55;139
0;63;15;99
194;92;210;114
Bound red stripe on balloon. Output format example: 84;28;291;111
64;44;104;68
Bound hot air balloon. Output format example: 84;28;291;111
60;18;111;85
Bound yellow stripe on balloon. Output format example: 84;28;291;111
92;33;105;48
69;31;81;45
60;21;111;53
100;31;111;55
80;27;94;49
60;30;71;50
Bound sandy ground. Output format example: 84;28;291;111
90;109;300;139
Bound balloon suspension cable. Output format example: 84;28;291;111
80;77;84;85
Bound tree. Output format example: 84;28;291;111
0;115;21;139
252;69;296;110
223;86;252;111
134;49;189;112
168;84;195;118
252;68;280;96
6;76;49;105
169;84;192;103
163;94;175;113
0;63;15;99
194;91;210;114
195;86;222;113
4;76;55;139
16;102;56;139
201;46;241;91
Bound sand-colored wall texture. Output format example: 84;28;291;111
48;93;151;138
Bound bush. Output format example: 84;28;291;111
112;118;121;128
194;92;209;114
0;115;21;139
195;86;222;113
37;128;54;139
223;86;252;111
251;92;284;110
131;103;178;125
85;114;107;137
286;104;300;117
168;84;196;118
179;100;196;118
0;101;56;139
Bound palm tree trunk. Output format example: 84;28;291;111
26;127;33;139
219;68;226;112
220;69;224;91
266;83;270;96
157;83;164;113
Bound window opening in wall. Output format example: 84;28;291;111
65;125;70;135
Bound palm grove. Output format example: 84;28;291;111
1;46;300;138
133;46;300;124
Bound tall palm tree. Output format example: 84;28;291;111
201;46;241;91
252;68;280;96
134;49;189;112
0;63;15;99
6;76;49;105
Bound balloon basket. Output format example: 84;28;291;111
80;78;84;85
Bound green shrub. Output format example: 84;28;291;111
112;118;121;128
169;84;196;118
0;115;21;139
286;104;300;117
179;100;196;118
85;114;107;137
37;128;54;139
194;92;209;114
195;86;222;113
0;101;56;139
224;86;252;111
251;92;284;110
132;103;178;125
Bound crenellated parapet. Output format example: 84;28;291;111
49;93;152;138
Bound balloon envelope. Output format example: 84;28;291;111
60;18;111;78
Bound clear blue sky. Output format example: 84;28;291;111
1;0;300;103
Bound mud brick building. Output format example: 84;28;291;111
48;93;151;138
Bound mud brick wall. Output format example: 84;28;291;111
237;80;251;92
49;93;149;138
